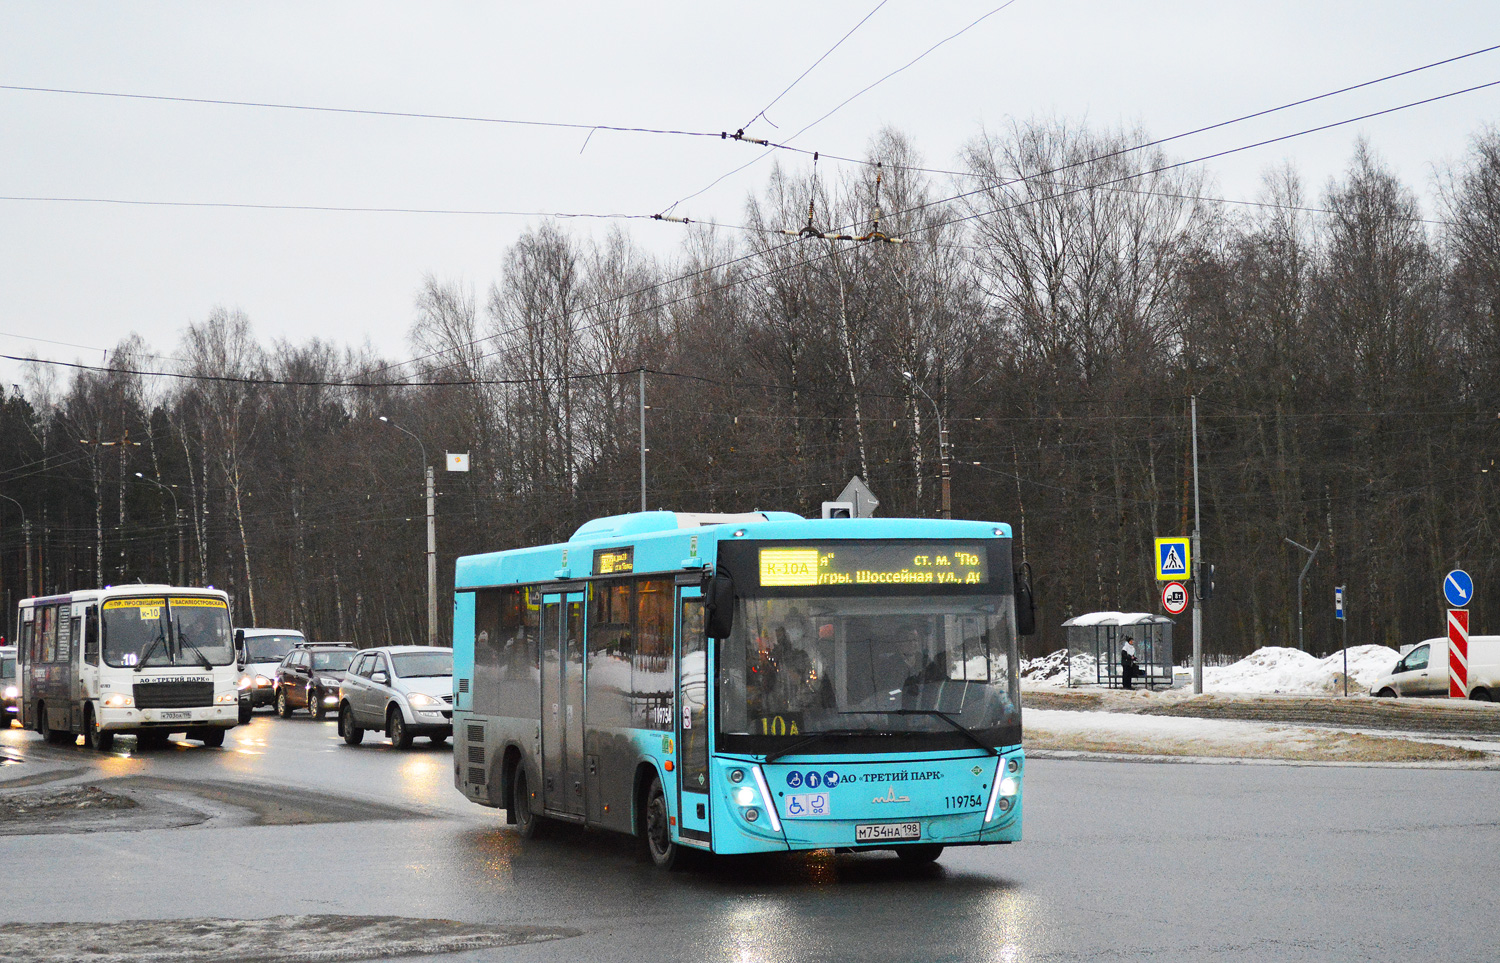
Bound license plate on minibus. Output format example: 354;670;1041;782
856;822;921;842
160;711;190;720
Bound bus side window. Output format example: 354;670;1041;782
18;615;33;666
84;607;100;665
39;606;57;663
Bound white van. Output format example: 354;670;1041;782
1370;636;1500;701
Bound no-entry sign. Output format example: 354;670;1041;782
1161;581;1189;615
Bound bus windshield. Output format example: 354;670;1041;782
103;597;234;669
718;594;1019;743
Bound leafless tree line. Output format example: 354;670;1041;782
4;119;1500;658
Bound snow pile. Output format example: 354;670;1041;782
1020;650;1101;687
1201;644;1400;695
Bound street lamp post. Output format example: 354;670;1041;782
380;416;437;646
1284;537;1320;651
134;473;184;585
0;492;32;597
902;371;950;519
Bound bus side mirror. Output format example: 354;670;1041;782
704;573;736;639
234;629;246;670
1014;563;1036;637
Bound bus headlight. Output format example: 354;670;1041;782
734;786;756;807
103;693;134;708
3;685;18;699
985;761;1021;822
215;692;238;705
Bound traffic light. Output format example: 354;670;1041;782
1200;563;1216;601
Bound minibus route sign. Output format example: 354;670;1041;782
758;543;989;587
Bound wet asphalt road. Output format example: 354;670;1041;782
1;712;1498;963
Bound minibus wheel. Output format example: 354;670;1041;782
83;706;113;752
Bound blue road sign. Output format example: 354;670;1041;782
1335;586;1345;621
1444;570;1474;608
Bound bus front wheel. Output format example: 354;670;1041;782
84;706;113;752
643;774;684;870
198;727;226;748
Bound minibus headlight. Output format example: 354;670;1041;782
3;686;17;699
103;693;134;708
237;676;254;690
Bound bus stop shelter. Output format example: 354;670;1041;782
1060;612;1174;689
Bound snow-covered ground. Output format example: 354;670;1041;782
1021;644;1403;695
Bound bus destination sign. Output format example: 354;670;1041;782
593;546;634;575
759;543;989;587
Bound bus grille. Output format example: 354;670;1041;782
467;723;485;743
468;767;485;786
467;744;485;764
134;680;213;709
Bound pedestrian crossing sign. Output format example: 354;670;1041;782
1154;537;1190;581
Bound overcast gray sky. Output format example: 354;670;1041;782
3;2;1498;389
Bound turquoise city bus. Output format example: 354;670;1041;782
451;510;1032;868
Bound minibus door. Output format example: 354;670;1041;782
676;583;710;839
539;590;586;817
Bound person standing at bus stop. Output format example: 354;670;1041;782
1120;635;1138;690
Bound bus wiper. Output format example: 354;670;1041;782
764;728;871;764
175;618;214;670
841;709;997;756
135;633;166;672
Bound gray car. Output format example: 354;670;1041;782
337;646;453;748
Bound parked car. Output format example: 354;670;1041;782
274;643;358;718
338;646;453;748
235;628;306;723
1371;635;1500;700
1;645;17;727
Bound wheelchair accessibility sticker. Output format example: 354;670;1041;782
784;793;831;818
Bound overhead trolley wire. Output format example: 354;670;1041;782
740;0;892;133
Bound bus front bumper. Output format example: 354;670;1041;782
98;704;238;730
702;750;1024;855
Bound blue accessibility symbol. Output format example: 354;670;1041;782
786;770;803;788
823;771;840;787
805;771;821;789
1445;570;1474;608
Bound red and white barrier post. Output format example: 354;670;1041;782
1448;608;1470;699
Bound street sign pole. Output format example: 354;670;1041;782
1191;395;1203;695
1336;586;1347;697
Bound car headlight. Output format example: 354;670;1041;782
216;692;238;705
103;693;134;708
4;685;19;699
408;693;441;708
255;675;271;687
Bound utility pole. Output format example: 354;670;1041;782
1284;537;1320;651
1191;395;1203;694
0;493;30;598
639;367;647;513
380;416;437;646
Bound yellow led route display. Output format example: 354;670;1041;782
758;543;989;587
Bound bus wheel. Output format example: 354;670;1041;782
340;705;364;746
38;704;72;746
388;708;412;749
895;845;944;864
84;706;113;752
199;728;226;748
513;768;545;838
643;775;682;870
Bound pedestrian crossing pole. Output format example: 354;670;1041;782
1191;395;1203;695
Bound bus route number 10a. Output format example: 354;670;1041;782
755;715;801;736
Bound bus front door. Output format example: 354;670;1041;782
676;585;710;840
540;590;586;817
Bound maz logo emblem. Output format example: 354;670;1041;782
872;787;910;804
